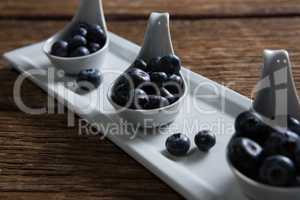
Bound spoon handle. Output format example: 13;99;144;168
253;49;300;123
138;12;174;62
73;0;107;31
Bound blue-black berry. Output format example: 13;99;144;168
235;111;270;144
132;59;147;71
51;40;69;57
228;137;263;177
151;72;168;86
159;54;181;74
69;35;87;49
166;133;191;156
259;155;296;187
160;87;177;104
70;47;90;57
77;68;101;90
144;95;169;109
194;130;216;152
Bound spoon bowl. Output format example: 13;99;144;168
227;154;300;200
108;12;188;128
43;0;109;75
227;49;300;200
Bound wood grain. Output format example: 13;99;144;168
2;17;300;199
0;0;300;18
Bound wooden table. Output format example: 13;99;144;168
1;1;300;199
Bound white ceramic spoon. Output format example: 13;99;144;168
108;12;187;128
253;49;300;126
43;0;109;75
229;49;300;200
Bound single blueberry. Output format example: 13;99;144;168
160;87;178;104
128;88;149;109
126;68;151;87
159;54;181;74
132;59;147;71
164;74;184;97
168;74;183;86
259;155;296;187
264;131;300;160
70;47;90;57
288;116;300;136
148;57;161;72
113;74;132;89
151;72;168;86
69;35;87;49
228;137;263;177
166;133;191;156
235;111;271;145
144;95;169;109
51;40;68;57
72;27;88;37
77;68;101;90
88;42;101;53
111;83;131;107
195;130;216;152
138;82;160;96
87;24;106;44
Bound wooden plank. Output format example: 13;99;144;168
1;18;300;199
0;0;300;18
2;18;300;98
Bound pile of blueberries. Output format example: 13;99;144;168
111;55;185;109
51;22;106;57
166;131;216;157
228;111;300;187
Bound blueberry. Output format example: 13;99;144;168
288;116;300;136
111;83;131;107
264;131;300;160
235;111;271;144
129;88;149;109
151;72;168;86
88;42;101;53
69;35;87;49
144;95;169;109
113;73;131;87
139;82;160;96
132;59;147;71
160;87;178;104
228;137;263;177
51;40;68;57
148;57;161;72
168;74;183;86
70;46;90;57
195;130;216;152
72;27;88;37
164;74;184;97
126;68;151;87
77;68;101;90
87;24;106;44
259;155;296;187
159;54;181;74
166;133;191;156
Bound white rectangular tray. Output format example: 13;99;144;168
4;32;252;200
